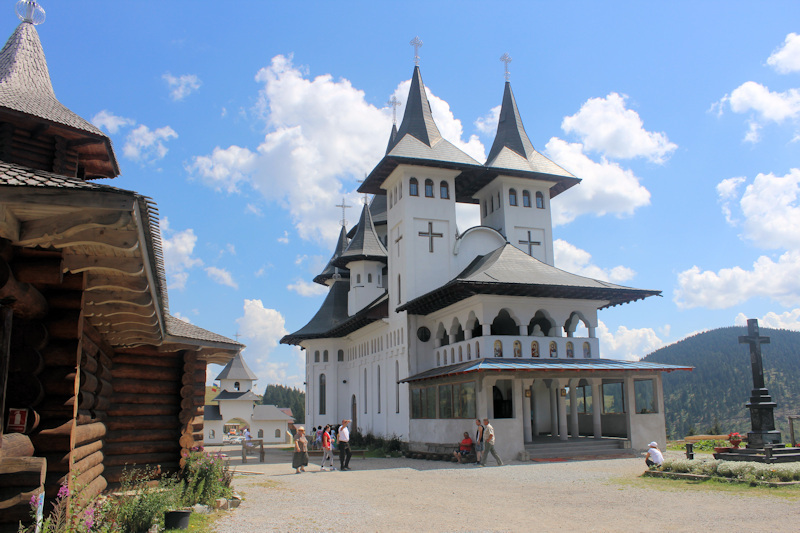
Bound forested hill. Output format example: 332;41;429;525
642;326;800;439
261;384;305;424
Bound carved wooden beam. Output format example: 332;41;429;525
17;211;131;247
83;305;155;318
84;291;152;308
62;255;144;277
35;228;140;253
84;276;149;293
89;315;158;328
0;205;21;242
0;259;48;319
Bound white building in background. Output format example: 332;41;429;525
204;353;293;445
281;54;690;460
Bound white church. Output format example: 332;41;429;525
281;50;690;460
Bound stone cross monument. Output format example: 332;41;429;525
738;318;781;447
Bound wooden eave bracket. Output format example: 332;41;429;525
84;291;153;308
62;255;144;277
0;204;21;242
17;211;132;247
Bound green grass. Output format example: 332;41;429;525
614;473;800;499
164;510;227;532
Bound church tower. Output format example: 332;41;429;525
479;68;579;265
363;61;482;309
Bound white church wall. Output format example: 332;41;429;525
205;420;224;445
453;226;507;273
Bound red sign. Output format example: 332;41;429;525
7;408;28;433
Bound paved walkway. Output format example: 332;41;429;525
209;446;800;532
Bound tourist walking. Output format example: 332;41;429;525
479;418;503;466
474;419;484;465
321;424;335;471
338;419;353;471
292;426;309;473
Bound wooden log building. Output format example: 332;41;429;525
0;3;241;529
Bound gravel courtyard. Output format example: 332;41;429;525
209;447;800;532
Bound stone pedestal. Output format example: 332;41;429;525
746;388;781;448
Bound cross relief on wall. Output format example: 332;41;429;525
519;230;541;256
418;221;443;252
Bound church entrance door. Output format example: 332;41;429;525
351;395;358;433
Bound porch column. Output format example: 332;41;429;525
556;380;568;441
548;380;558;438
569;378;579;439
624;375;635;442
522;379;533;443
482;324;492;336
465;329;473;340
590;378;602;439
449;333;457;345
518;325;527;336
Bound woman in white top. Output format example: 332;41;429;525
645;441;664;467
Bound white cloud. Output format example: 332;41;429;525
91;110;135;134
277;231;290;244
597;321;665;361
554;239;635;283
171;311;192;324
720;169;800;249
561;93;676;163
767;33;800;74
287;279;328;297
163;73;201;101
545;138;651;225
189;54;485;246
674;250;800;309
205;266;238;289
236;300;304;387
735;309;800;331
123;124;178;162
724;81;800;123
161;218;203;290
474;104;501;134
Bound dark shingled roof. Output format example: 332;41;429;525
212;390;262;402
204;404;223;421
166;315;242;347
334;204;387;268
401;358;693;383
397;244;661;315
346;194;386;239
215;352;257;380
314;225;350;286
280;281;389;345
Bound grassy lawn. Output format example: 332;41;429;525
613;473;800;500
164;510;228;533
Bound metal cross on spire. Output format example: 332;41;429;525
388;95;402;126
357;176;369;205
500;53;512;82
335;197;352;228
16;0;46;25
410;36;423;66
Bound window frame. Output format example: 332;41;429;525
409;177;419;196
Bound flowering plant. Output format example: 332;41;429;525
728;432;744;447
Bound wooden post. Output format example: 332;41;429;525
0;302;12;457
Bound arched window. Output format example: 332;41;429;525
476;342;480;358
440;181;449;199
443;351;448;365
397;275;402;303
509;188;518;206
314;351;320;363
399;184;402;199
483;201;487;217
523;190;531;208
451;347;455;363
367;273;373;283
275;429;281;438
437;351;441;366
389;191;393;207
409;177;419;196
467;343;471;360
323;350;329;362
258;429;264;438
377;366;381;413
364;368;368;413
338;349;344;362
209;429;215;439
536;191;545;209
424;179;434;197
234;381;240;391
459;346;463;361
490;196;494;212
319;374;326;414
356;274;361;284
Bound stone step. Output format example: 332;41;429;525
524;439;632;459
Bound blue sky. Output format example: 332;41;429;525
10;2;800;390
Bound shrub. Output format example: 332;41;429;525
180;451;233;507
107;466;183;533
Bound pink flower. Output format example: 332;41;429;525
57;485;69;499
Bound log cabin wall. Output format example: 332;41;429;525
0;122;81;179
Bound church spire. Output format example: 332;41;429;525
485;80;536;166
335;203;387;268
313;224;350;286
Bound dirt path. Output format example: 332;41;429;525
209;447;800;532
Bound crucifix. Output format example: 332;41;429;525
500;53;512;82
738;318;781;447
335;197;352;228
518;231;541;256
387;95;401;126
418;221;442;253
410;36;423;66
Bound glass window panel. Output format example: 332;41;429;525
635;379;656;413
439;384;453;419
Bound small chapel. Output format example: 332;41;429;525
280;44;690;460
